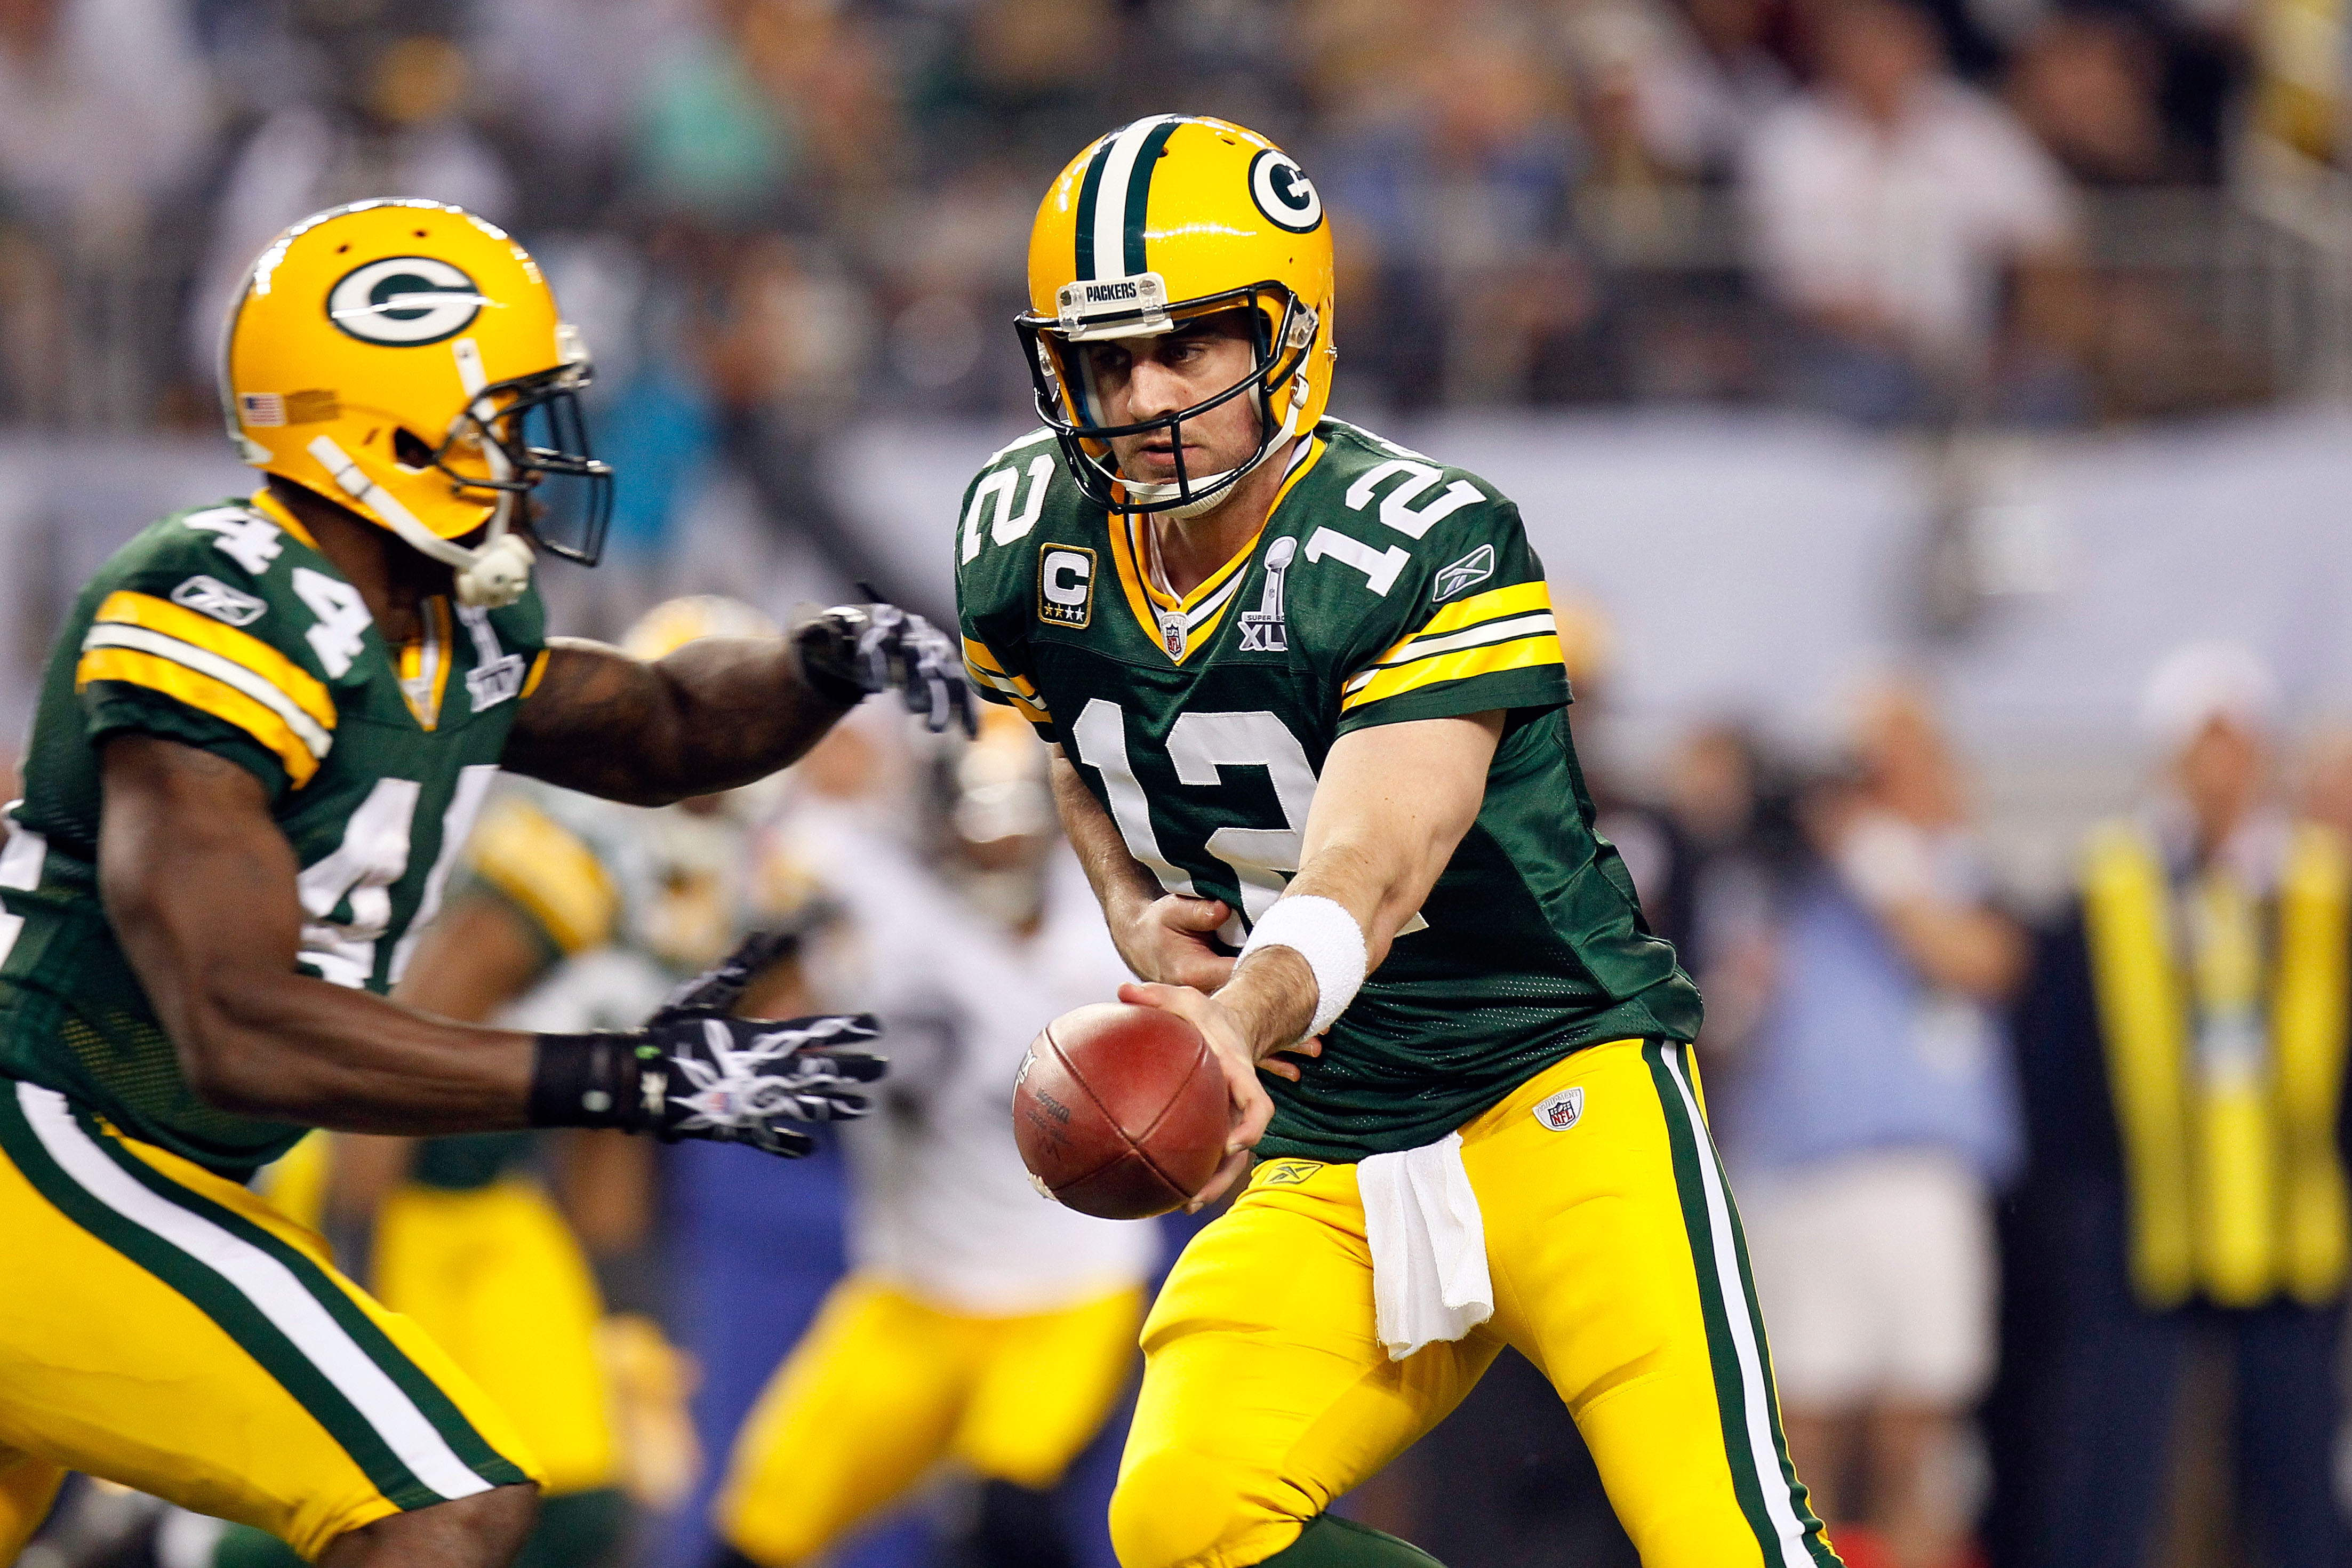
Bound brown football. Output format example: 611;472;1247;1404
1012;1002;1229;1220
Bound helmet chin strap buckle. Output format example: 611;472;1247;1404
455;532;534;609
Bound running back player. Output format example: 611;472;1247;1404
0;202;964;1568
956;118;1837;1568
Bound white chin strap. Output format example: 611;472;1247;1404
1121;369;1310;521
306;435;536;610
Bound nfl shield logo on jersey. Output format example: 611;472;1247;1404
1532;1085;1584;1132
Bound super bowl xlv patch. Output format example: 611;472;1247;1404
1237;534;1298;653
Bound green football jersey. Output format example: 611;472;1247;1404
0;492;546;1174
956;419;1702;1162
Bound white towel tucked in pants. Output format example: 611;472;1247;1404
1356;1132;1494;1361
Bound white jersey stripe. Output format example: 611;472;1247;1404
1658;1044;1813;1566
1342;614;1562;693
82;623;334;759
15;1081;495;1503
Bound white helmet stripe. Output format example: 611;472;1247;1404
1089;115;1181;284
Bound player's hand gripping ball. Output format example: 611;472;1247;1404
1012;1002;1229;1218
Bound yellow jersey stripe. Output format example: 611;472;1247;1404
396;598;453;731
81;624;335;761
520;649;549;700
961;638;1041;695
1345;613;1558;693
965;660;1052;721
1366;581;1555;670
1339;631;1564;713
466;798;621;955
76;646;323;786
92;591;334;728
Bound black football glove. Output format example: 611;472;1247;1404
529;931;886;1158
794;600;976;737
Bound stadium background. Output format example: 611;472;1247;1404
4;0;2351;1563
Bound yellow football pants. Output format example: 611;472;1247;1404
716;1275;1145;1566
263;1138;621;1498
1111;1039;1838;1568
371;1179;623;1497
0;1082;541;1563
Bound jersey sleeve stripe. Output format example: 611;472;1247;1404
76;646;327;785
1344;613;1559;691
961;640;1043;699
91;591;335;727
964;659;1053;722
466;799;620;955
1339;631;1564;712
519;650;549;701
1363;581;1554;671
81;624;336;760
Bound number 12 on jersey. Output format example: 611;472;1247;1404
1071;698;1315;945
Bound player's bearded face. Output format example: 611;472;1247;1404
1082;313;1265;495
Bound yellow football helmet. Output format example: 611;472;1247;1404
1020;115;1335;518
219;198;612;607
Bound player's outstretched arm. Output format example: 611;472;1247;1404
1125;711;1504;1206
505;604;974;806
101;735;879;1156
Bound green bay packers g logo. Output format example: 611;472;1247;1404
1249;150;1323;234
327;257;489;345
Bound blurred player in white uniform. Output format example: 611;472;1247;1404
710;707;1157;1567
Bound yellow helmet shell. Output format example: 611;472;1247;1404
220;199;573;546
1023;117;1337;487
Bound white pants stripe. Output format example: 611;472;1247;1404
15;1081;493;1503
1659;1043;1814;1568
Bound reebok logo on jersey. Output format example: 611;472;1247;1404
1038;545;1094;628
1433;545;1495;602
169;574;267;627
1261;1161;1323;1187
1532;1086;1584;1132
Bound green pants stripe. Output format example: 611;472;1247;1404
0;1080;523;1510
1645;1042;1840;1567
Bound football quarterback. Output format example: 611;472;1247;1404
955;118;1838;1568
0;201;966;1567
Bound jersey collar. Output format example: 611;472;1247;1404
247;487;320;550
1106;434;1325;665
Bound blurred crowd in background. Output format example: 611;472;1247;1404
7;0;2352;450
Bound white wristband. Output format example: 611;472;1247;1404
1238;895;1368;1039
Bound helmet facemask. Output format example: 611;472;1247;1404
1019;281;1318;518
431;359;614;567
